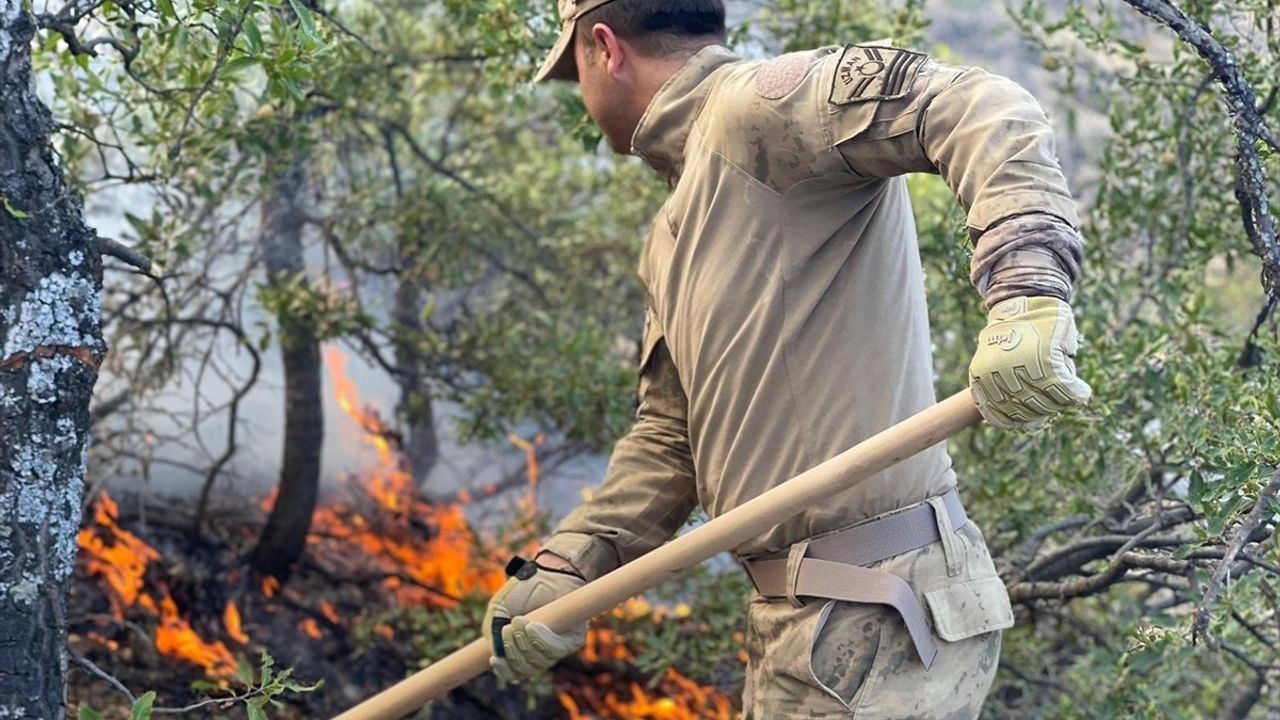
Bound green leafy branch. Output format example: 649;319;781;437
76;652;321;720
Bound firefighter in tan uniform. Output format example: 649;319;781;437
480;1;1091;717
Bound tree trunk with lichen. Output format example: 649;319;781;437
247;153;324;579
0;2;105;716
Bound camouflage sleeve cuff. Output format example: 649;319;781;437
539;531;621;583
970;212;1083;309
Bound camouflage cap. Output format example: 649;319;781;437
534;0;622;83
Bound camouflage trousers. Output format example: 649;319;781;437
740;522;1011;719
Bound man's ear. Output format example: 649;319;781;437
589;23;626;77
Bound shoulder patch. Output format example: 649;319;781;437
756;52;811;100
828;45;926;105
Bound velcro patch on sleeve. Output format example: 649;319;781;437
755;52;811;100
829;45;926;105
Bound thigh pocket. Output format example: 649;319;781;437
924;575;1014;641
807;600;899;710
922;523;1015;641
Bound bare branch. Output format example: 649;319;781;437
1008;551;1255;602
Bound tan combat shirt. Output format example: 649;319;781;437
542;43;1081;582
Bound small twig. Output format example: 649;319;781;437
37;14;140;61
1259;84;1279;115
1110;514;1170;559
150;685;275;715
1230;609;1275;648
1191;469;1280;645
309;3;374;52
190;320;262;537
68;644;137;705
98;235;153;273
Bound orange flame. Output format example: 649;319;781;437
299;618;324;640
580;626;635;664
76;491;160;618
310;347;512;607
507;432;544;490
86;631;119;651
319;600;340;624
78;491;243;680
155;592;238;680
508;431;545;514
224;601;249;645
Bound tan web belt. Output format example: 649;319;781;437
739;488;969;670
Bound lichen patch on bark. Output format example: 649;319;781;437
2;272;103;360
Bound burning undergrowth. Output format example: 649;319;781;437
69;347;747;719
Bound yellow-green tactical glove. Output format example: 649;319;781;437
483;556;587;683
969;296;1092;429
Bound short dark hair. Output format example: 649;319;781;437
576;0;726;57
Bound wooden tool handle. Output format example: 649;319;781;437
332;389;983;720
